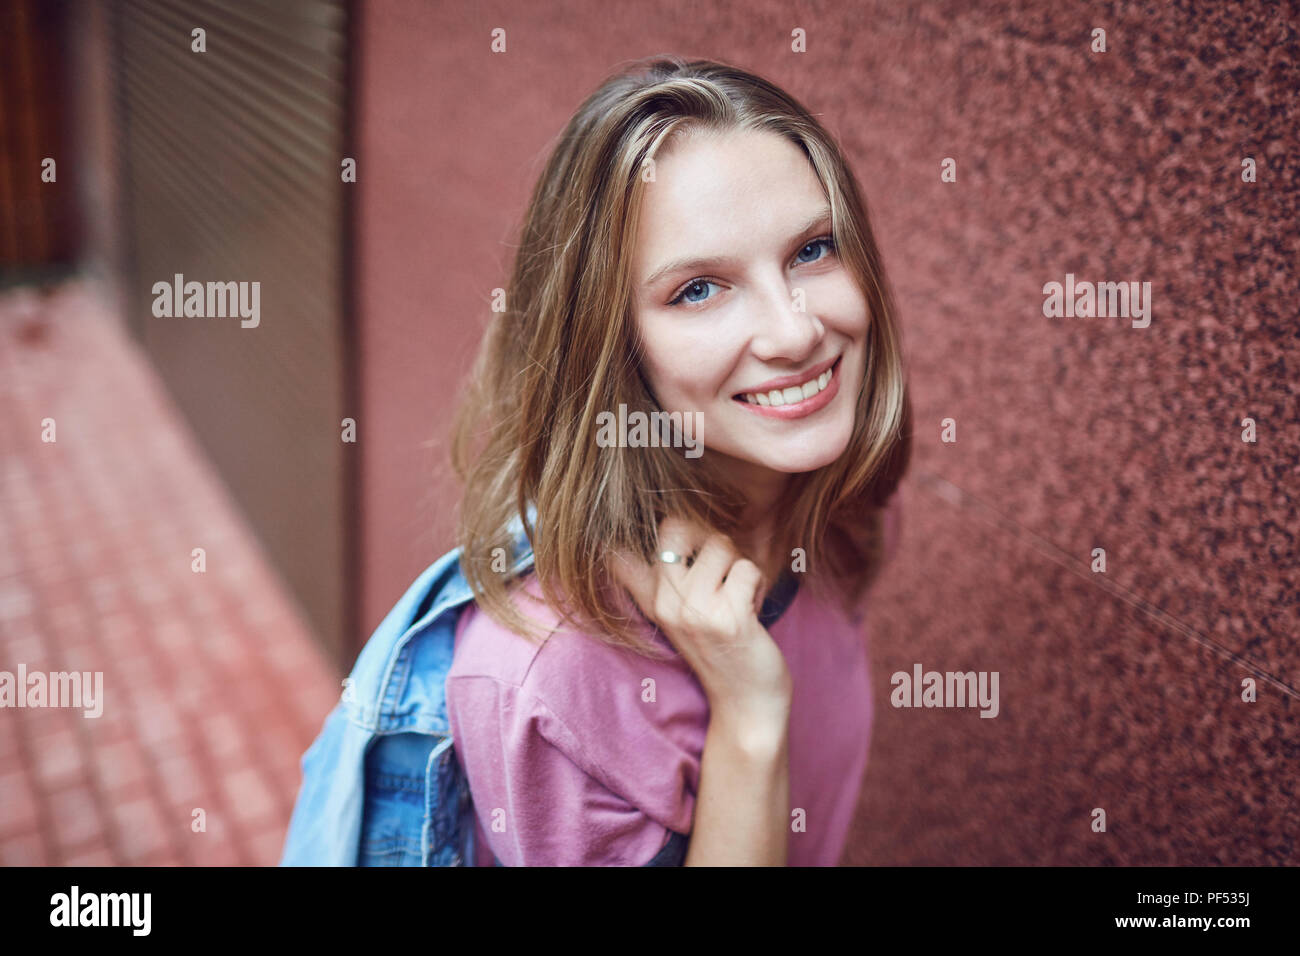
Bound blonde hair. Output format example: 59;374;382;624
450;55;911;658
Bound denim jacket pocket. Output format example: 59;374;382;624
358;732;432;866
358;730;472;866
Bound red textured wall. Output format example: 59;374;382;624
354;1;1299;864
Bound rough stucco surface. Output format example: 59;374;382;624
357;0;1299;864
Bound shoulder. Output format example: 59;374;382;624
446;572;705;830
449;572;697;711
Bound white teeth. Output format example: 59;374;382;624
740;361;836;406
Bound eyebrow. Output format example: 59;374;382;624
641;206;834;289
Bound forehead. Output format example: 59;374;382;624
632;128;828;274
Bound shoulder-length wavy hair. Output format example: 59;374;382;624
450;55;911;658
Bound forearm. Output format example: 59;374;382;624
683;704;790;866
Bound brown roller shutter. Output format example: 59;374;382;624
109;0;354;665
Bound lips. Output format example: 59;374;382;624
733;354;841;399
731;356;843;420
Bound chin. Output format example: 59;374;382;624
726;433;853;475
768;448;847;474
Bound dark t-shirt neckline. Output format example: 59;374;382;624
758;568;800;628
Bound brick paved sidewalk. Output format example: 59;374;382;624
0;279;341;866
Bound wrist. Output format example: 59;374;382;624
709;697;790;759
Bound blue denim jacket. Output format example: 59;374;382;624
279;509;539;866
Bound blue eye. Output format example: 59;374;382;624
666;235;837;308
669;279;719;307
795;236;835;264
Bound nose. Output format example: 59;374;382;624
747;273;825;361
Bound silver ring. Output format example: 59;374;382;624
659;550;681;564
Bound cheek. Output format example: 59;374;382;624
641;325;738;399
829;296;871;336
812;271;870;324
647;355;727;405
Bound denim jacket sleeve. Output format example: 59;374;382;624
280;505;541;867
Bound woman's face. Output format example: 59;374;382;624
630;128;870;492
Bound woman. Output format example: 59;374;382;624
445;55;910;866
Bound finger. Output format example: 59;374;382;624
654;514;699;597
720;557;764;618
686;534;739;601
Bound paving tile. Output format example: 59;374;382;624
108;794;175;864
89;736;151;795
47;781;108;852
0;831;49;866
0;768;40;838
0;278;340;865
244;823;292;867
221;765;279;831
61;843;117;866
30;724;84;790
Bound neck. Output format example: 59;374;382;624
729;465;792;589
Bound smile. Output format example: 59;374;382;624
732;356;842;420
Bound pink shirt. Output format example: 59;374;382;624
446;568;876;866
